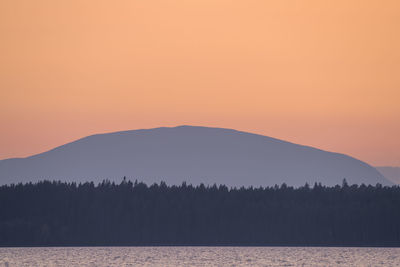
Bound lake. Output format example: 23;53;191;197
1;246;399;266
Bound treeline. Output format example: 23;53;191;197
0;179;400;246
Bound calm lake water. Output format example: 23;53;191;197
1;246;399;266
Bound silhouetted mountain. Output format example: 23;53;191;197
376;167;400;185
0;126;391;186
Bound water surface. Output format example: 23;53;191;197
1;246;399;266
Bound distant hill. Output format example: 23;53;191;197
376;167;400;185
0;126;391;187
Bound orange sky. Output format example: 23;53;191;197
0;0;399;166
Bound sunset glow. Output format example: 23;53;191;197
1;0;399;166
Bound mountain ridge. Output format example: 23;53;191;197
0;125;391;186
376;166;400;185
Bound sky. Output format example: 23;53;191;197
0;0;399;166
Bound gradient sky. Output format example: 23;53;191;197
1;0;399;166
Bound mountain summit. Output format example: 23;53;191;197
0;126;391;186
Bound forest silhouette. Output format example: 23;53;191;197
0;179;399;246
